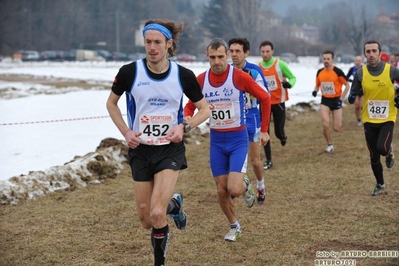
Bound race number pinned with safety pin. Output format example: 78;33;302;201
321;82;335;95
139;114;173;145
209;102;237;128
368;100;389;119
265;75;278;91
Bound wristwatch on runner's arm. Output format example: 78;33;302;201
182;122;191;133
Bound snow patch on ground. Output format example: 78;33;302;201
1;138;128;205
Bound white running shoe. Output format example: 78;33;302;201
325;145;334;153
357;120;362;127
243;176;255;208
371;184;386;196
224;226;242;242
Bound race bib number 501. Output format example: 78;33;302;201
209;102;236;128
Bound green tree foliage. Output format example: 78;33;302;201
201;0;224;38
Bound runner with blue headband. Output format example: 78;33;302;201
107;18;210;266
142;23;172;40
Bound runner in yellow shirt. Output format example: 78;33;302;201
348;40;399;196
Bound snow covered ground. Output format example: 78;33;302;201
0;56;352;204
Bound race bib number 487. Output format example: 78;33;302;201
367;100;389;119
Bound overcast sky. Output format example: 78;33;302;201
269;0;399;16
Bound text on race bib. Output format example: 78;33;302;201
265;76;278;91
139;114;173;145
321;82;335;95
367;100;389;119
209;102;237;127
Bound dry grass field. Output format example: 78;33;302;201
1;103;399;266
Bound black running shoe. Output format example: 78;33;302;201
263;160;273;170
280;136;287;146
256;188;266;205
386;146;394;168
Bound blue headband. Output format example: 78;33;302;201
142;23;172;40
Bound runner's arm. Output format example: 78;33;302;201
279;60;297;87
349;69;363;96
241;73;271;132
106;91;130;137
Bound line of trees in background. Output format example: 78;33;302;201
0;0;398;58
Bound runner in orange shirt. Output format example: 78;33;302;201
312;50;350;152
258;40;297;169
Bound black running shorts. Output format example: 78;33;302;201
321;96;342;111
128;141;187;182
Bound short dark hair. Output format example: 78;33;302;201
322;50;335;59
363;40;381;53
259;40;274;50
207;38;228;53
228;37;250;53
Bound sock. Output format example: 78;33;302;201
151;225;169;266
257;178;265;190
230;221;240;229
166;198;179;215
328;143;333;146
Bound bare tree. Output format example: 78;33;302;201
202;0;265;47
2;0;394;57
337;6;374;55
318;2;375;55
224;0;262;44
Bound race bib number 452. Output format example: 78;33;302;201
139;114;173;145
